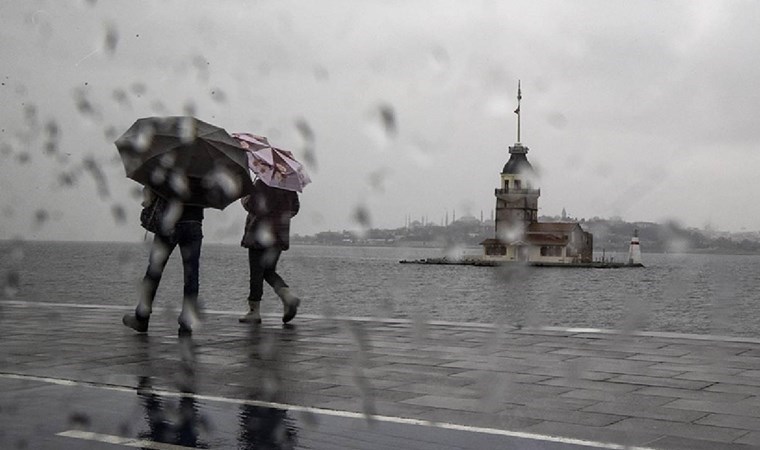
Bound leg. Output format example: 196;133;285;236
261;248;287;292
260;248;299;324
176;222;203;333
124;233;176;332
240;248;266;324
139;233;176;315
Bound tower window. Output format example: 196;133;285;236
514;180;521;190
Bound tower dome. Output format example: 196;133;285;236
501;143;535;175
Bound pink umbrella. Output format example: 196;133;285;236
231;132;312;193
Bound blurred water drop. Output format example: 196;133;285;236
168;173;189;197
83;157;110;198
135;123;155;152
3;271;20;298
103;125;118;141
429;45;450;73
1;142;12;157
104;23;118;55
58;171;77;187
254;228;276;248
112;204;127;224
378;104;396;137
178;116;196;144
73;88;99;120
294;118;317;170
363;103;397;149
192;55;210;81
34;209;49;228
112;89;130;108
547;112;568;129
210;88;227;103
16;152;31;164
150;100;168;115
204;168;241;198
130;82;147;97
183;101;197;117
68;412;91;429
351;205;372;231
367;168;388;193
24;104;38;125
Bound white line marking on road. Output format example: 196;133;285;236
4;299;760;344
57;430;194;450
2;372;656;450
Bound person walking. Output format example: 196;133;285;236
123;186;205;334
239;178;301;324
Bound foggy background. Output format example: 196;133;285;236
2;0;759;243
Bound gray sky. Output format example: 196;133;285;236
2;0;759;243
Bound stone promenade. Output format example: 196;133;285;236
2;300;760;449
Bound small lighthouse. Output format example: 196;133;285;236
627;229;643;266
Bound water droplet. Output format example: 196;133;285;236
83;157;110;198
352;205;372;230
16;152;31;164
104;24;118;55
210;88;227;103
68;412;91;428
34;209;49;227
130;83;147;96
112;89;130;108
183;101;197;117
294;118;317;170
112;204;127;224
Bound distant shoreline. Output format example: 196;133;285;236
2;239;760;256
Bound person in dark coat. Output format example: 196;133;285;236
123;184;205;334
239;179;301;324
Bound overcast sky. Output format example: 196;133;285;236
1;0;759;243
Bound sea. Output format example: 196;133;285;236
2;240;760;338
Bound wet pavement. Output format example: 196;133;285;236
2;300;760;449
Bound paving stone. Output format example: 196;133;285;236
735;431;760;446
696;413;760;432
608;417;749;443
607;374;714;390
664;399;760;418
582;400;708;422
648;435;760;450
634;386;751;403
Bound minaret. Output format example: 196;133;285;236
494;80;540;242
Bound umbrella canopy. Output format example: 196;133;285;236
232;132;312;193
116;117;253;209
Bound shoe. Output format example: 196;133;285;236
239;301;262;324
123;312;150;333
276;287;300;324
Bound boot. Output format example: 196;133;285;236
239;301;262;324
276;287;300;324
177;298;200;335
123;309;150;333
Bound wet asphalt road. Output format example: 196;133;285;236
1;377;617;450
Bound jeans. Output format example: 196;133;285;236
141;221;203;310
248;247;287;303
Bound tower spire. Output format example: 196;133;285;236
514;80;522;143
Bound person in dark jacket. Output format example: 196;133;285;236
239;179;301;324
123;185;205;334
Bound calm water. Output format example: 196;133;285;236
2;240;760;338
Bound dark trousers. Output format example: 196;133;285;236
248;247;287;303
141;221;203;309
